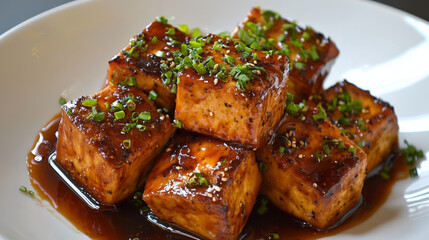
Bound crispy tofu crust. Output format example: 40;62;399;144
320;80;399;172
107;21;189;111
56;85;176;204
256;101;367;229
175;34;289;148
232;7;339;101
143;132;262;240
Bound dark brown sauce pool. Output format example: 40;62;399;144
27;114;409;240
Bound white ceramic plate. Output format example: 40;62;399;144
1;0;428;239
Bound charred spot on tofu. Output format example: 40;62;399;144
174;34;289;148
56;85;176;204
318;80;399;173
256;99;367;229
143;132;261;240
232;7;339;101
107;20;190;111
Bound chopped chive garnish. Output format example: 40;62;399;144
138;111;151;121
166;27;175;35
155;51;166;58
82;99;97;107
295;62;305;70
127;99;136;111
257;197;269;215
258;161;268;171
155;16;168;24
148;90;158;101
123;139;131;149
92;112;105;122
19;186;27;192
178;24;189;34
348;146;356;155
191;28;201;38
114;110;125;120
59;96;67;105
312;104;327;121
174;119;183;128
151;36;158;44
279;146;285;153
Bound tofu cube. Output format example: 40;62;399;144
320;80;399;172
232;7;339;101
143;132;262;240
107;20;189;111
175;34;289;148
56;85;176;204
256;100;367;229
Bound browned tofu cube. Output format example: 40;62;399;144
143;132;262;240
319;80;399;172
256;100;367;229
56;85;176;204
232;7;339;101
107;20;189;111
175;34;289;148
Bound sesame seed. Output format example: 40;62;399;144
194;168;201;173
176;166;182;170
186;148;191;154
207;193;213;198
269;130;273;135
160;115;165;121
209;112;214;117
217;162;222;166
214;186;221;192
170;62;176;68
164;46;170;51
160;60;166;63
219;172;225;177
166;148;171;152
224;167;228;172
222;177;228;182
212;197;216;202
214;64;219;69
301;116;306;121
253;60;257;64
265;54;269;59
298;154;303;159
226;50;230;54
313;183;318;188
253;148;257;151
156;144;159;148
277;55;282;60
214;78;219;85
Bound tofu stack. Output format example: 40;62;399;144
143;133;261;239
175;34;289;148
56;85;175;204
256;98;367;229
232;7;339;102
107;20;189;111
54;7;399;239
318;80;399;172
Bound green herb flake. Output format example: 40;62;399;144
82;99;97;107
123;139;131;149
138;111;151;121
148;90;158;101
155;51;166;58
114;110;125;120
258;161;268;171
178;24;189;34
174;119;183;128
312;104;327;121
257;197;269;215
155;16;168;24
59;96;67;106
151;36;158;44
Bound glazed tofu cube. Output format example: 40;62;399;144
107;20;189;111
174;34;289;148
319;80;399;172
232;7;339;101
256;100;367;229
56;85;176;204
143;133;262;240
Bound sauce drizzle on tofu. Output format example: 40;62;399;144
27;115;408;240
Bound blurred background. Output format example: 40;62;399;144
0;0;428;35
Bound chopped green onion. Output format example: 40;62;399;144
138;111;151;121
127;99;136;111
279;146;285;153
123;139;131;149
59;96;67;105
114;110;125;120
312;104;327;121
155;16;168;24
19;186;27;192
148;90;158;101
151;36;158;44
178;24;189;34
174;119;183;128
155;51;165;58
82;99;97;107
